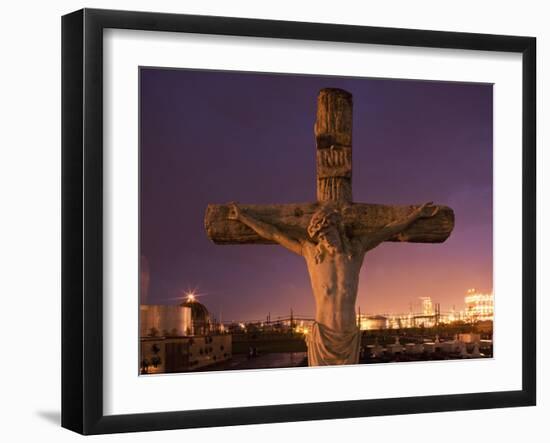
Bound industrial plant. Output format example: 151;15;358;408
140;289;493;374
140;292;231;374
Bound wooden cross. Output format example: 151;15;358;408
204;88;454;366
204;88;454;246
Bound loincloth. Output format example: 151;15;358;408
305;322;361;366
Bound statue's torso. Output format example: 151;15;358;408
302;240;365;332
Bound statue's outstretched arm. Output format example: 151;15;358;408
362;202;439;250
227;203;303;256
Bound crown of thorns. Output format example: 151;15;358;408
307;207;342;238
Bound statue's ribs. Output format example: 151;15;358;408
204;203;454;245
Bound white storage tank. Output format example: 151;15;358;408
140;305;192;337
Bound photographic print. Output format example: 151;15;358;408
139;68;493;375
61;10;536;433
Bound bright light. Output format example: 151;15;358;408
186;292;196;302
464;290;494;321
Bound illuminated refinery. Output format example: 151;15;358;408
140;288;494;373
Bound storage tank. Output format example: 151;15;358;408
140;305;192;337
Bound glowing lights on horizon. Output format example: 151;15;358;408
294;325;310;335
355;289;494;328
176;287;493;327
181;286;209;303
464;290;494;322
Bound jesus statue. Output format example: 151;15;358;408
227;201;439;366
205;88;454;367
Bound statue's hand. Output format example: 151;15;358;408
227;202;242;220
414;202;439;219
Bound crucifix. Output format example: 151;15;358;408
204;88;454;366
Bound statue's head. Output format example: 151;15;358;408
307;205;342;243
307;205;353;265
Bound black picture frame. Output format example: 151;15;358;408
62;8;536;435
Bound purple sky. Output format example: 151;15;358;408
140;68;493;322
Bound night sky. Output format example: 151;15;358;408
140;68;493;322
